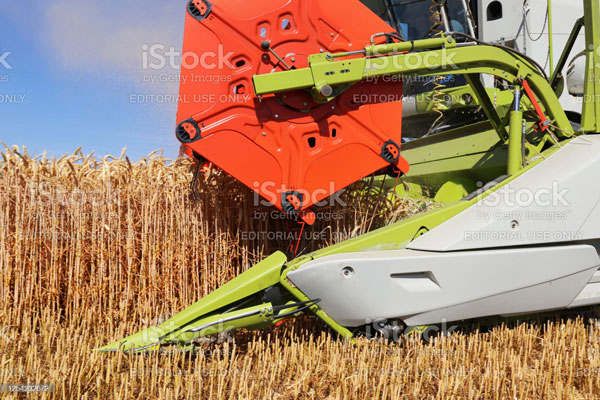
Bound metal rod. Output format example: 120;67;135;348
459;0;477;36
331;50;367;58
514;88;521;112
440;2;451;33
550;18;584;89
581;0;600;132
548;0;554;76
269;48;291;70
186;309;262;333
384;0;402;36
508;88;524;175
366;36;452;57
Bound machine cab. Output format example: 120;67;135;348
361;0;587;127
360;0;477;40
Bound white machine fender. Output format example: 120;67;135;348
408;136;600;252
287;245;600;326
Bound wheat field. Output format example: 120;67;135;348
1;145;600;399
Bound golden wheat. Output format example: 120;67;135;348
0;145;599;399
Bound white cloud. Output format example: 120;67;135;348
39;0;184;94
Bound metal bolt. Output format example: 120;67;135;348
341;266;354;279
291;57;296;62
274;114;279;118
510;220;519;230
331;33;335;37
320;85;333;97
262;132;267;137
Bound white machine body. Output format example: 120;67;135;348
477;0;586;115
288;136;600;327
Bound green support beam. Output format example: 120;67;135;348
103;11;600;351
465;74;509;141
548;0;554;77
582;0;600;133
253;36;574;140
550;18;584;93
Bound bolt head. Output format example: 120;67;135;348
320;85;333;97
341;266;354;279
260;41;270;50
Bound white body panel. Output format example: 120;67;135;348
570;267;600;307
288;245;599;326
477;0;586;114
288;133;600;327
408;135;600;252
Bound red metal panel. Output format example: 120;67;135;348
176;0;408;220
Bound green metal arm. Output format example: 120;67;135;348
253;36;574;139
582;0;600;133
101;30;594;354
550;17;584;93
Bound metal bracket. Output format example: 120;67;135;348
187;0;212;22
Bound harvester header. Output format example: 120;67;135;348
175;0;408;222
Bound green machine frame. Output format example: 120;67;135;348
99;0;600;352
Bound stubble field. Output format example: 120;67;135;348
1;146;600;399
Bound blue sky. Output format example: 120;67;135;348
0;1;187;160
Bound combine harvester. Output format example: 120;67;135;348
101;0;600;351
